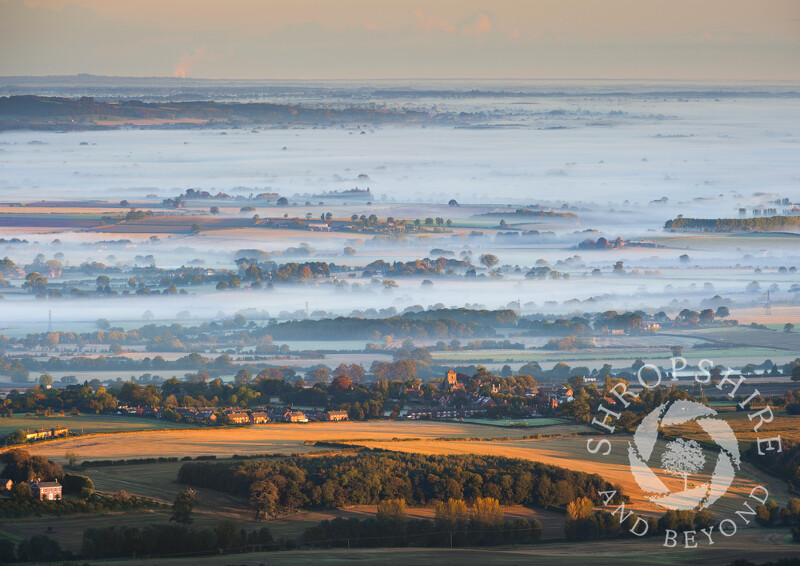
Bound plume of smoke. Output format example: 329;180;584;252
173;47;207;79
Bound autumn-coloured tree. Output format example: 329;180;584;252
376;498;407;522
471;497;503;527
435;498;469;529
566;496;594;520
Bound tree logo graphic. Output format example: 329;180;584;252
661;438;705;491
628;400;740;510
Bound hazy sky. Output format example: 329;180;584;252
0;0;798;80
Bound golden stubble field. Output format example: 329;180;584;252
20;421;588;463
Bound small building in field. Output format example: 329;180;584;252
323;410;349;422
25;427;68;441
31;479;62;501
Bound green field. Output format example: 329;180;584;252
431;346;785;364
0;414;192;436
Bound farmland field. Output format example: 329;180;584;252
431;346;794;368
78;528;799;566
13;416;792;520
14;420;591;463
0;414;193;436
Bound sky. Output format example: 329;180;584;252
0;0;798;80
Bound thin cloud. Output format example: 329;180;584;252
461;12;492;37
413;9;456;34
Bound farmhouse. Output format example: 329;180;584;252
250;411;270;424
286;410;309;423
323;410;349;422
31;479;62;501
226;412;250;424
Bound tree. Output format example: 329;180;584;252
376;498;407;522
435;498;469;528
784;323;795;333
171;488;198;524
792;365;800;382
22;272;48;293
746;281;761;293
699;309;715;324
11;482;31;502
234;368;252;386
471;497;503;527
277;197;289;206
210;206;220;215
661;438;705;491
448;199;459;206
715;306;730;318
566;496;594;520
65;451;80;467
479;254;499;270
38;374;53;387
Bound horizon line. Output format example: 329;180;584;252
1;74;800;84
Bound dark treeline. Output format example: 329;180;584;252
81;521;280;560
0;95;454;129
302;516;542;548
362;258;472;277
177;452;625;518
745;440;800;490
266;316;496;340
664;216;800;232
399;308;516;326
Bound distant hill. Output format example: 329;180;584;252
0;95;461;130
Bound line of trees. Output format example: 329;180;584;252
177;452;625;518
664;216;800;232
303;497;542;548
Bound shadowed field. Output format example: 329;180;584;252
72;529;799;566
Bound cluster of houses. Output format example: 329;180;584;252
22;426;69;442
405;370;575;420
117;405;348;425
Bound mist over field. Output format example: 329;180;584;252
0;80;798;368
1;82;798;207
